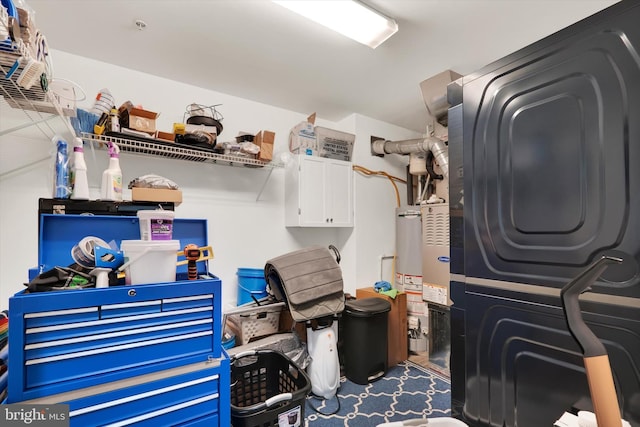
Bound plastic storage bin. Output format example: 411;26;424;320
230;350;311;427
343;297;392;385
227;308;282;345
136;209;175;240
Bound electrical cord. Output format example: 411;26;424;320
306;389;341;416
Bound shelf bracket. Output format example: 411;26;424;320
0;114;59;137
256;167;275;202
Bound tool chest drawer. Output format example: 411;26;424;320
21;357;230;427
8;278;223;402
67;357;229;427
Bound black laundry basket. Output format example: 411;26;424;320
230;350;311;427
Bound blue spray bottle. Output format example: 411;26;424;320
53;136;71;199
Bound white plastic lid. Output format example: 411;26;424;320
137;209;175;219
120;239;180;251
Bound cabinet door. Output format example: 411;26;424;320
286;155;354;227
298;155;328;226
326;159;353;226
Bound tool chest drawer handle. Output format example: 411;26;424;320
26;331;213;364
104;393;219;427
25;308;97;319
25;318;213;351
102;301;160;310
26;306;213;335
70;374;220;416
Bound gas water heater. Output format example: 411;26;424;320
395;207;429;353
395;206;423;290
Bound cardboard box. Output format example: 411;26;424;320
254;130;275;162
316;126;355;161
289;113;317;154
131;188;182;206
128;108;159;135
408;313;429;354
156;131;175;142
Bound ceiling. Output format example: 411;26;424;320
27;0;619;133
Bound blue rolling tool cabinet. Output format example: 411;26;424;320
7;214;230;426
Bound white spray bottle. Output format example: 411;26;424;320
70;137;90;200
100;142;122;201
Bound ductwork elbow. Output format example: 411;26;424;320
372;137;449;178
427;138;449;179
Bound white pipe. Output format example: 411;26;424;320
371;136;449;178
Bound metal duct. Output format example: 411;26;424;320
371;70;460;177
371;136;449;178
420;70;462;127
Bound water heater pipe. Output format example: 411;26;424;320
372;137;449;178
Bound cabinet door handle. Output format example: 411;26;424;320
326;218;330;223
330;218;333;223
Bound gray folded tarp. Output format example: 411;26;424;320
265;245;345;322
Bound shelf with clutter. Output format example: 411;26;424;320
0;0;75;143
69;99;283;201
75;100;281;169
80;131;282;170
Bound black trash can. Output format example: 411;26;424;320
342;297;392;385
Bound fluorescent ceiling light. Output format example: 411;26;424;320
273;0;398;49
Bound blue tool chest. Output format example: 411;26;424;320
52;358;228;427
7;214;230;426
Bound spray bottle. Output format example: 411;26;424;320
52;136;71;199
100;142;122;201
70;137;90;200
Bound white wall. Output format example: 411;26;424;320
0;49;421;311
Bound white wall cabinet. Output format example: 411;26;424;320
285;154;354;227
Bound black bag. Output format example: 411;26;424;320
25;266;95;292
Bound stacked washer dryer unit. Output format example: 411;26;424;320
447;1;640;426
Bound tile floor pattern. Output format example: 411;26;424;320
304;360;451;427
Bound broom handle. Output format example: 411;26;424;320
584;355;622;427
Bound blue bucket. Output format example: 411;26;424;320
222;334;236;350
237;268;268;306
